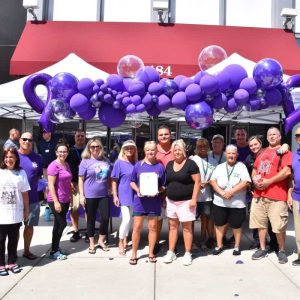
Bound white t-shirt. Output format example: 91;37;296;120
210;161;251;208
0;169;30;224
192;155;217;202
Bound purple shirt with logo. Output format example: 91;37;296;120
130;161;166;214
111;159;135;206
47;161;72;203
292;149;300;202
19;151;43;204
79;158;110;198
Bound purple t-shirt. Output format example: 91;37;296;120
111;159;135;206
237;145;251;163
130;160;166;214
292;149;300;202
19;151;43;204
47;161;72;203
79;158;110;198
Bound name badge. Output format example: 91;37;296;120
45;149;50;153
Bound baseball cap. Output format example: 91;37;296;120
212;134;224;142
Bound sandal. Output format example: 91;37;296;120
129;258;138;265
119;249;126;256
0;266;9;276
23;253;37;260
88;248;96;254
148;256;157;263
96;244;110;252
7;264;22;274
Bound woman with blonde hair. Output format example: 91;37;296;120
79;138;111;254
129;141;166;265
111;140;138;255
163;139;201;266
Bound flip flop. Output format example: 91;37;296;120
7;264;22;274
148;256;157;263
88;248;96;254
96;244;110;252
0;267;9;276
129;258;138;265
23;253;37;260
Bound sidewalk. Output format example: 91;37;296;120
1;206;300;300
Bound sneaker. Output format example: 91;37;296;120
49;250;67;260
277;251;288;264
252;249;268;260
182;252;192;266
292;258;300;266
70;231;81;243
232;248;241;256
212;247;223;255
163;251;177;264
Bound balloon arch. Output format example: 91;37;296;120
23;46;300;134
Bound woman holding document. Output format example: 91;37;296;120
129;141;166;265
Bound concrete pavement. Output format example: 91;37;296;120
1;206;300;300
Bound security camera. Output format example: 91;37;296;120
152;1;169;11
281;8;298;18
23;0;39;9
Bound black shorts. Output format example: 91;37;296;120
212;204;246;229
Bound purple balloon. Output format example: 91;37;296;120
136;66;160;87
212;93;227;109
93;85;100;93
215;71;231;92
157;95;171;111
94;79;105;87
113;100;121;109
225;97;238;113
77;78;94;98
200;75;218;94
185;101;213;130
223;64;248;92
234;89;249;105
136;103;146;113
98;104;126;128
122;96;132;107
90;93;102;108
142;93;153;109
100;83;108;93
239;78;257;95
174;75;187;87
253;58;283;89
148;82;163;96
38;111;56;133
152;95;159;103
131;95;142;106
265;88;282;106
285;108;300;134
249;97;261;111
107;74;125;92
179;78;194;91
78;105;96;120
185;83;202;103
70;93;90;113
23;73;52;113
147;105;161;117
172;92;188;110
103;94;114;104
126;103;136;113
193;71;208;84
162;80;178;98
285;74;300;88
127;80;146;96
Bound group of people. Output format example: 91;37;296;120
1;124;300;276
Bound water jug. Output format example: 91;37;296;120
44;206;51;221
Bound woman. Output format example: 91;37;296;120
0;148;30;276
210;144;251;256
163;139;201;266
47;141;72;260
129;141;165;265
111;140;138;255
192;138;217;250
79;138;111;254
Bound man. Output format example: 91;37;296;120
250;127;292;264
208;134;226;164
66;130;86;242
288;127;300;266
19;132;43;259
3;128;20;150
37;130;57;178
234;127;251;162
155;125;174;254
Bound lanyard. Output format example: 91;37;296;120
213;152;223;164
200;157;208;178
226;163;235;183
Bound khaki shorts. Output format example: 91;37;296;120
249;197;288;233
71;191;80;211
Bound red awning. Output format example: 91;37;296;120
10;21;300;77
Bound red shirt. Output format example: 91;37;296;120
253;146;292;201
156;144;174;168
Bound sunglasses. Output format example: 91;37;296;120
21;138;33;143
295;134;300;138
90;145;101;150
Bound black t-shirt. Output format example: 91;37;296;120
66;146;85;182
166;159;199;201
37;138;57;168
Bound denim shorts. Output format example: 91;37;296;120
132;211;160;217
24;202;40;226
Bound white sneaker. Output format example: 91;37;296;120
182;252;192;266
163;251;177;263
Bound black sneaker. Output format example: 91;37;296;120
292;258;300;266
232;248;241;256
70;231;81;242
277;251;288;264
252;249;268;260
212;247;223;255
